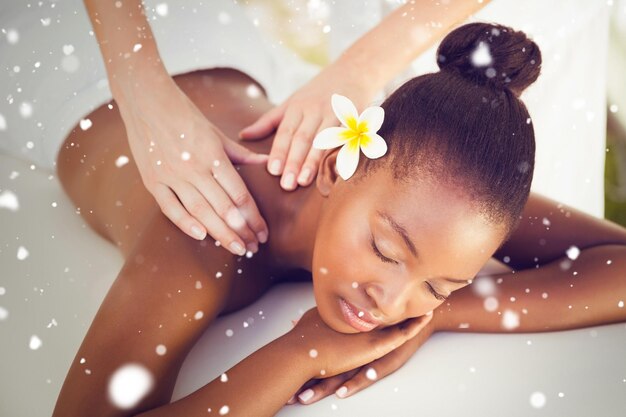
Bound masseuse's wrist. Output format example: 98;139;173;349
323;54;380;105
332;50;387;102
109;54;172;107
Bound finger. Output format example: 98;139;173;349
221;138;269;165
211;159;269;244
297;368;360;405
190;172;260;253
296;147;324;187
374;313;433;356
168;180;248;256
267;109;303;177
238;103;286;140
296;116;336;186
336;363;390;399
280;115;322;191
151;182;207;241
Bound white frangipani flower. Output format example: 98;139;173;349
312;94;387;180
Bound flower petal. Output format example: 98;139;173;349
313;127;350;149
336;139;360;180
332;94;359;130
360;133;388;159
358;106;385;133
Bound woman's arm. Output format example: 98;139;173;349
134;308;432;417
335;0;494;100
82;0;268;254
435;192;626;332
240;0;493;190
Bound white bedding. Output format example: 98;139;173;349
1;152;625;417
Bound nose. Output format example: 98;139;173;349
364;279;414;320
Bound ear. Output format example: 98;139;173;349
316;148;340;197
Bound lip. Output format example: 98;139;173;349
339;298;380;332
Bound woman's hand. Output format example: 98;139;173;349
116;75;269;256
287;309;436;405
238;62;376;191
283;307;433;403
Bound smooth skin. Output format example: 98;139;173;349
83;0;492;255
240;0;494;191
53;68;626;416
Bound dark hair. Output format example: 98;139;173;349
360;22;542;242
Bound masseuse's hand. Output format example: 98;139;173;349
116;75;269;256
288;310;437;405
284;307;433;404
238;63;376;191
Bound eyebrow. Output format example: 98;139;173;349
376;210;418;258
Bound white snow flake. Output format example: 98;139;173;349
471;41;492;67
79;119;92;130
19;102;33;118
501;309;520;330
365;367;378;381
29;335;42;350
529;391;546;408
0;190;19;211
155;3;168;17
6;29;19;44
246;84;261;98
0;306;8;321
115;155;130;167
17;246;29;260
108;363;154;409
483;296;498;312
566;245;580;260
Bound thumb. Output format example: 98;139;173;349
239;103;286;140
222;139;269;165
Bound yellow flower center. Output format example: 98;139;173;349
341;116;370;149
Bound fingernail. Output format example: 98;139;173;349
298;388;314;403
426;310;433;316
191;225;206;240
287;395;295;404
269;159;282;175
281;172;296;190
335;386;348;398
226;208;246;229
230;241;245;256
257;230;268;244
247;242;258;253
297;167;312;185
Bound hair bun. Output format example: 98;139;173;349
436;22;542;96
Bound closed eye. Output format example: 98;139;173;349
425;281;448;301
370;234;398;264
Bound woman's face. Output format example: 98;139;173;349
312;164;506;334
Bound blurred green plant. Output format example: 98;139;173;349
605;117;626;227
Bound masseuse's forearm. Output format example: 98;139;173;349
133;334;311;417
83;0;169;101
433;244;626;333
335;0;492;96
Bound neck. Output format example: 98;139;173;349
239;164;325;271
